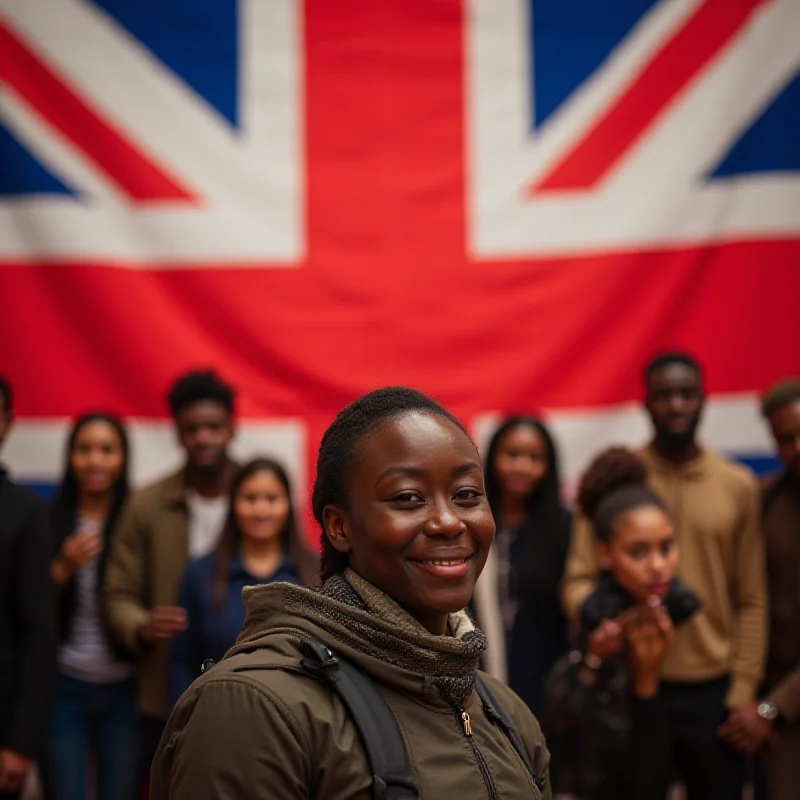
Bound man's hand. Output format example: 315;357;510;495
0;748;32;793
139;606;187;646
718;702;776;754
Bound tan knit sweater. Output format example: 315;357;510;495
561;445;766;709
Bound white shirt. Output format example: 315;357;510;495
186;491;228;558
59;517;135;683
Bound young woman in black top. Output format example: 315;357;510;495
544;447;700;800
473;416;571;716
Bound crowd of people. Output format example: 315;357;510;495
0;354;797;800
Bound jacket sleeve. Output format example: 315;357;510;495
767;666;800;724
169;566;202;707
725;475;767;709
102;499;151;656
151;678;312;800
6;499;57;758
560;514;600;622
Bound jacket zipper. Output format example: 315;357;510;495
456;707;499;800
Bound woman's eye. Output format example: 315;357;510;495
454;488;481;501
393;492;421;503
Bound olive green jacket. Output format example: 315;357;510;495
151;583;551;799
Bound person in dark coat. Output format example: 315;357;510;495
473;416;571;717
0;375;56;799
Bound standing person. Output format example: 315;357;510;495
544;448;700;800
472;416;571;716
152;387;551;799
561;351;767;800
103;370;238;789
719;378;800;800
169;458;317;704
0;375;56;799
49;413;138;800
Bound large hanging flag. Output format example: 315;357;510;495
2;0;799;499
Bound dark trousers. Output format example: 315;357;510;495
661;676;746;800
139;716;166;799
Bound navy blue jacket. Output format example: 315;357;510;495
169;551;299;705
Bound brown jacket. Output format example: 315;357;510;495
762;474;800;724
152;580;551;800
561;445;766;709
102;469;193;720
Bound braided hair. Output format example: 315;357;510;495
576;447;667;543
312;387;469;581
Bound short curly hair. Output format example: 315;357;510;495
166;370;235;417
761;378;800;419
577;447;667;543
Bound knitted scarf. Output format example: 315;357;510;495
245;569;487;708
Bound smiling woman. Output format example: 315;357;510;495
151;387;552;800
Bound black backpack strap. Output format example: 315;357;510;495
474;673;543;791
300;639;419;800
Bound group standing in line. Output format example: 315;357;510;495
0;359;798;800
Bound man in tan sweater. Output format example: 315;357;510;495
561;352;766;800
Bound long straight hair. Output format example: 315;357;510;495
212;458;317;613
484;416;567;601
50;412;130;567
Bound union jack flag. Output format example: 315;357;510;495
1;0;798;497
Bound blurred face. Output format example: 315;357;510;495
492;424;549;499
234;469;291;545
598;505;678;602
770;399;800;480
175;400;233;476
324;412;496;635
70;420;125;495
645;363;704;448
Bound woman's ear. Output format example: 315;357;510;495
323;505;352;554
596;541;614;571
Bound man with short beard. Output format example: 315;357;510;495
562;352;766;800
103;370;238;791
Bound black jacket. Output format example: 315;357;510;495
0;470;57;758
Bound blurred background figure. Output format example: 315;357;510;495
562;352;766;800
473;416;571;717
545;447;699;800
0;376;55;800
48;413;137;800
743;379;800;800
102;370;237;795
169;457;316;704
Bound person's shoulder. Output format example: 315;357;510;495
127;468;185;510
183;551;217;582
0;473;46;521
705;450;759;490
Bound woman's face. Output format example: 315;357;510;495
492;424;549;499
598;505;678;602
70;420;125;495
234;470;291;545
325;412;495;635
